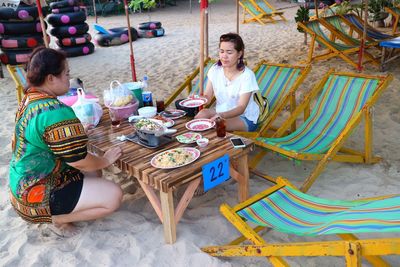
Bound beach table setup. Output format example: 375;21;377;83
87;105;253;244
379;36;400;71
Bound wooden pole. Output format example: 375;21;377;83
236;0;239;33
92;0;98;23
205;8;209;58
123;0;137;81
199;0;208;96
35;0;49;48
357;0;368;71
314;0;318;19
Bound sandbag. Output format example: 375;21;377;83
47;11;86;26
56;33;92;47
0;20;46;35
94;27;138;47
50;23;89;38
138;27;165;38
59;42;94;57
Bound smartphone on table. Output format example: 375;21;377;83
230;137;246;149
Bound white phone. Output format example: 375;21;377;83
230;137;246;148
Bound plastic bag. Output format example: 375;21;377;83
71;88;103;128
104;80;136;107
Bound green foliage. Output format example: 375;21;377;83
368;0;392;20
129;0;156;12
334;1;353;15
295;6;310;33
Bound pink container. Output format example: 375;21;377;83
106;100;139;120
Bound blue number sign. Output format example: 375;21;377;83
202;154;230;192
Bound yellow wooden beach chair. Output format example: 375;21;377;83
202;177;400;266
234;61;311;139
250;70;392;193
239;0;273;25
7;64;27;104
385;6;400;35
165;58;215;108
297;19;380;69
252;0;286;23
309;3;338;20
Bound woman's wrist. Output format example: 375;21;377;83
217;112;224;119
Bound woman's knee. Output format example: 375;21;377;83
106;183;123;211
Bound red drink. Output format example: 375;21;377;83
215;117;226;138
156;100;165;113
109;109;121;128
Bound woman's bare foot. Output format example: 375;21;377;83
49;223;81;238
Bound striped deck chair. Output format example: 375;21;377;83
385;6;400;35
7;64;27;104
250;70;392;193
340;13;394;42
252;0;286;23
309;3;338;20
239;0;272;25
202;177;400;266
234;62;311;139
298;20;380;69
165;58;215;108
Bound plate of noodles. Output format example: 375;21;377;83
150;147;201;169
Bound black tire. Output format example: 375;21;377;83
94;27;138;47
0;34;48;49
0;20;47;35
59;42;94;57
0;5;47;21
138;21;161;30
138;27;165;38
50;23;89;38
0;49;32;65
56;33;92;47
47;11;86;26
49;0;78;9
51;6;81;14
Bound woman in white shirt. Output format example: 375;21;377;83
195;33;260;131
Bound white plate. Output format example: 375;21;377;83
152;115;175;128
185;119;215;132
176;132;202;144
151;147;201;169
179;97;208;108
160;109;187;120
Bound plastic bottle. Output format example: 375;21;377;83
141;75;153;106
142;75;148;90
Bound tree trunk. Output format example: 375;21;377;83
304;33;307;45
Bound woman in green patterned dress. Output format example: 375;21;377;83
9;47;123;237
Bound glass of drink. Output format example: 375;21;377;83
156;99;165;113
215;117;226;138
108;108;121;128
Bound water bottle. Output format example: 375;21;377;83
142;75;148;90
141;75;153;106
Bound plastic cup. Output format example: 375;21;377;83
108;108;121;128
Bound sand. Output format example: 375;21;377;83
1;0;400;266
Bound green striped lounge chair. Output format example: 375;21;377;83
7;64;27;104
202;177;400;266
251;70;392;192
298;20;380;69
309;3;338;20
165;58;215;108
252;0;286;23
239;0;271;25
234;62;311;138
341;13;393;42
385;6;400;35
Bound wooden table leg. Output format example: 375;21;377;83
236;153;249;202
160;190;176;244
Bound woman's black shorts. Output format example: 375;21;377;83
49;177;84;215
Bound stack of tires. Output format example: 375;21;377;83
137;21;165;38
0;3;48;65
47;0;94;57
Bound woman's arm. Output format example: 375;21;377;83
68;146;122;172
203;79;214;103
212;92;252;120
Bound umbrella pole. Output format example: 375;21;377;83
123;0;137;82
92;0;98;24
357;0;368;71
36;0;49;48
236;0;239;33
199;0;207;96
205;8;209;59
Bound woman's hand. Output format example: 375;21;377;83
104;146;122;165
210;113;221;122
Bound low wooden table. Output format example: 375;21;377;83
88;112;253;244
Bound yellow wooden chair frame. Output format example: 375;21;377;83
239;0;272;25
250;70;393;193
251;0;286;23
202;177;400;267
7;64;27;104
385;6;400;35
297;20;380;69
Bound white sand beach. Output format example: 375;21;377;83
1;0;400;266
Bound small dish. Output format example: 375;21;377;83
179;97;208;108
176;132;202;144
186;119;215;132
138;106;157;118
196;138;209;148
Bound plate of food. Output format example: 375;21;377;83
176;132;202;144
179;97;208;108
185;119;215;132
153;115;175;128
160;109;187;120
151;147;201;169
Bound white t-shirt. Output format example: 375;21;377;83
207;64;260;123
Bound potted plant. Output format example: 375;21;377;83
295;6;310;45
368;0;392;27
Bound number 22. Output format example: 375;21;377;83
210;162;224;182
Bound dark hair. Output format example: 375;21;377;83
26;47;67;88
217;33;245;70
